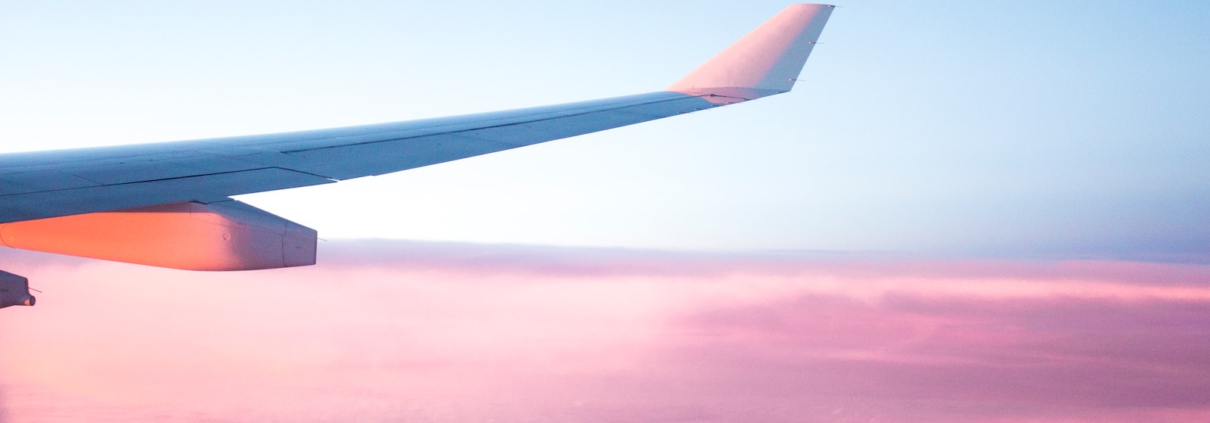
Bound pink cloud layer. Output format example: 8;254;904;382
2;241;1210;423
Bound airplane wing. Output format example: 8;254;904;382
0;5;834;284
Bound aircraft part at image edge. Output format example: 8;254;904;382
0;270;35;309
0;200;317;271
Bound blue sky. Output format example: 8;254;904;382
1;0;1207;260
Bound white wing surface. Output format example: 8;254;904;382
0;5;833;224
0;4;833;277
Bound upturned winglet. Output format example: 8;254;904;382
669;4;834;100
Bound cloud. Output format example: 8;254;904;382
673;294;1210;409
2;241;1210;422
0;388;8;423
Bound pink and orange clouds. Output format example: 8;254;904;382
2;241;1210;423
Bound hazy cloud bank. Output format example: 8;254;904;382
2;240;1209;422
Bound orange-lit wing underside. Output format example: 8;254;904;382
0;201;316;271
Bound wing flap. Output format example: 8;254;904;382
64;155;264;185
0;170;100;196
284;134;516;180
0;168;333;223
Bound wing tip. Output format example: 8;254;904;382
668;4;834;96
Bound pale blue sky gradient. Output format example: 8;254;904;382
1;0;1207;260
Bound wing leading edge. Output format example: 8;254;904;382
0;5;834;273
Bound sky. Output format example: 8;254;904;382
1;0;1207;258
2;1;1210;422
